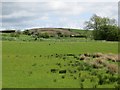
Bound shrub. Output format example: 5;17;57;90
102;61;108;67
92;62;99;69
107;64;118;74
80;78;85;82
91;70;97;76
109;75;118;82
10;33;20;37
95;58;103;64
93;25;119;41
105;54;118;62
98;74;105;85
2;37;16;41
41;33;50;38
23;30;30;35
80;54;86;60
92;53;103;58
84;53;90;57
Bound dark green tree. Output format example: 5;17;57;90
84;14;118;41
84;14;117;30
93;25;119;41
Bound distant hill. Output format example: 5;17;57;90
24;28;81;36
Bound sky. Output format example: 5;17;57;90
0;0;119;30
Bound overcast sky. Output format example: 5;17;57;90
0;0;118;30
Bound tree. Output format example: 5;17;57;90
41;33;50;38
84;14;102;30
84;14;117;30
23;30;30;35
84;14;118;41
102;25;118;41
93;25;119;41
10;32;20;37
57;32;64;37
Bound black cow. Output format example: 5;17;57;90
59;70;66;74
51;69;58;73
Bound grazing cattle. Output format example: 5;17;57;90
59;70;66;74
66;54;74;56
51;69;58;73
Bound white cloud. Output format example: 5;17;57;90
1;2;118;30
40;16;49;20
48;1;66;10
88;3;118;19
1;0;119;2
2;11;35;19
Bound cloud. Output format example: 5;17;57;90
1;0;119;2
1;1;118;30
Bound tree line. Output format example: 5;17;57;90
7;14;119;41
84;14;119;41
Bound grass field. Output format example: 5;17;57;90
0;41;2;89
2;41;119;88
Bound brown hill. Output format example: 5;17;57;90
25;28;79;36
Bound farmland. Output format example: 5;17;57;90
2;40;119;88
1;1;119;88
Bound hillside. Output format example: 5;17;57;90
24;28;84;36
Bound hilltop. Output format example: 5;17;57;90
23;28;93;38
24;28;79;36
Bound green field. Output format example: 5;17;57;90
0;41;2;89
2;41;119;88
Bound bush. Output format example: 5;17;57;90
95;58;103;64
10;33;20;37
40;33;50;38
2;37;16;41
92;62;99;69
98;74;105;85
23;30;30;35
107;64;118;74
80;54;86;60
57;32;64;37
93;25;119;41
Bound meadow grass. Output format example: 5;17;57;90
2;41;118;88
0;41;2;89
2;41;118;55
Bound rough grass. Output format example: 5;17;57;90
0;41;2;89
2;41;118;88
2;41;118;55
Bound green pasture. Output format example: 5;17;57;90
2;41;118;55
2;41;118;88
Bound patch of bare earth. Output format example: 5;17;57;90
79;53;119;74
